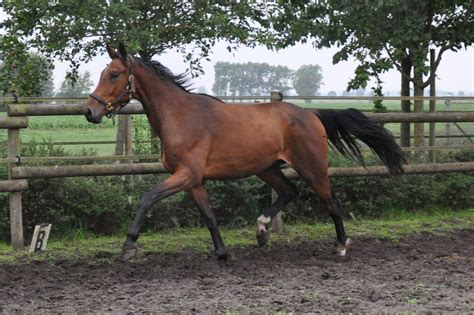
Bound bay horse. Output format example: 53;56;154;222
84;44;406;261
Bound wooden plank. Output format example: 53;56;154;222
8;128;24;249
283;162;474;179
364;112;474;123
11;162;168;179
0;117;28;128
8;103;145;116
0;180;28;192
11;161;474;180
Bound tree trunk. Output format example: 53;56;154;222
413;67;425;160
400;57;412;147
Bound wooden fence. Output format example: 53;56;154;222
1;96;474;249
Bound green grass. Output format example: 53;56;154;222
0;208;472;265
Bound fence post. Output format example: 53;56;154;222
270;91;283;232
8;128;24;249
429;49;436;163
445;100;451;145
124;115;133;157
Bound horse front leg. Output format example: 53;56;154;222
121;171;194;261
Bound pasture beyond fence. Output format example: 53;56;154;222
1;95;474;249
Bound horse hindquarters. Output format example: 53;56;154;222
281;113;351;256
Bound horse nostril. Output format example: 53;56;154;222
86;108;92;117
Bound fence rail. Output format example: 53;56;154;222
1;95;473;250
2;95;474;103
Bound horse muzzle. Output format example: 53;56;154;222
84;103;103;124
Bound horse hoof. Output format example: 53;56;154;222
335;238;353;257
256;229;269;247
121;246;137;261
216;251;232;262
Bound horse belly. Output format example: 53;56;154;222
203;141;280;179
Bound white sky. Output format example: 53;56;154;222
1;10;473;95
56;43;474;95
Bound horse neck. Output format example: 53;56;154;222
134;68;190;137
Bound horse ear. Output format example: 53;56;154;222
117;43;127;60
106;44;118;59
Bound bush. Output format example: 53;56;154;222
0;135;473;242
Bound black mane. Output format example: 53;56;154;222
134;56;223;103
135;57;191;92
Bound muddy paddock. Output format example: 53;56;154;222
0;230;472;313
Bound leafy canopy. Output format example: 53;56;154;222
1;0;272;78
0;36;54;97
270;0;474;91
213;61;293;96
56;71;94;98
292;64;323;96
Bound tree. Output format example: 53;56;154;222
213;62;293;96
292;65;323;98
56;71;93;98
1;1;269;75
0;36;54;98
270;0;474;147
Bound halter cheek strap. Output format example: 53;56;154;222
89;59;136;118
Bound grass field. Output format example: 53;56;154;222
1;100;473;157
0;208;472;264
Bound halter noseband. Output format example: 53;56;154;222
89;58;136;118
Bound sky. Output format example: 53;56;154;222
1;10;473;95
55;43;474;95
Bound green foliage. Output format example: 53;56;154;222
28;115;115;130
371;84;387;113
1;137;473;241
270;0;474;93
0;36;54;97
292;64;323;96
132;115;160;155
56;71;93;97
1;1;269;77
213;61;294;96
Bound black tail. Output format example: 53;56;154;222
314;108;406;175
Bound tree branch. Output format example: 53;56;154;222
384;43;414;83
421;44;451;89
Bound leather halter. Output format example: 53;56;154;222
89;58;136;118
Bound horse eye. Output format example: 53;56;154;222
110;72;120;79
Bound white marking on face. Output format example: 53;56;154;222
257;215;271;232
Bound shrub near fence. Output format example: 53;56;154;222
1;96;474;245
0;142;473;242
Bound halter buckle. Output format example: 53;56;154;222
106;103;113;111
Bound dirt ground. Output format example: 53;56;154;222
0;230;473;313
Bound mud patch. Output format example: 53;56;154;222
1;230;473;313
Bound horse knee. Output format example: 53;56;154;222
326;193;343;217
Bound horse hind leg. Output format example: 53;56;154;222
286;135;352;256
256;163;298;246
299;168;352;256
188;185;230;260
